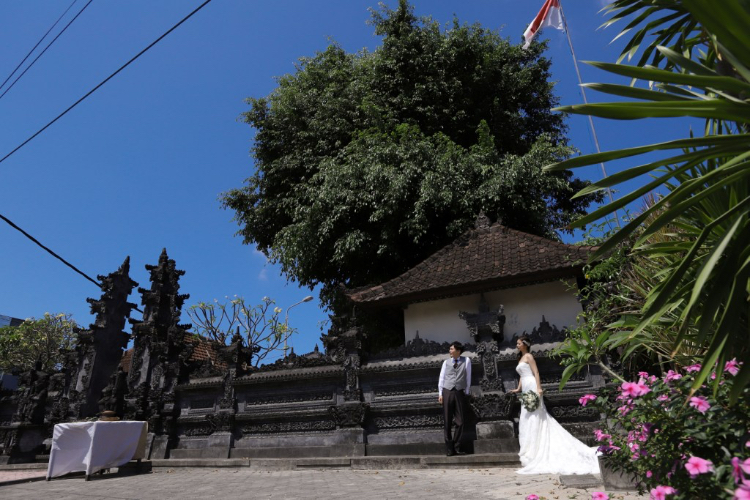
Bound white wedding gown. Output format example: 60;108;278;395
516;361;600;475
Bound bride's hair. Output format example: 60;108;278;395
517;334;532;359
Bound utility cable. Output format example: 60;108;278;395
0;0;214;166
1;212;101;288
0;0;93;102
1;212;145;314
0;0;78;92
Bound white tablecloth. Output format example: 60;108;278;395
47;421;148;479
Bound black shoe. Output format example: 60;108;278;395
455;450;466;455
446;451;456;456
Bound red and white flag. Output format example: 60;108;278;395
523;0;564;49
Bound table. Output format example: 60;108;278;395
46;421;148;480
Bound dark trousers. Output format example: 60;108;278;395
442;388;466;453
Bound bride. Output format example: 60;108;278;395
509;335;600;475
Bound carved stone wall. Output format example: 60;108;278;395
0;254;608;463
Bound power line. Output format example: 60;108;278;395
1;212;145;315
0;0;214;166
0;0;78;92
0;212;101;289
0;0;93;102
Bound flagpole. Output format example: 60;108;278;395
558;4;621;228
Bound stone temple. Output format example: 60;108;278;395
0;216;606;463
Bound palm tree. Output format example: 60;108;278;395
546;0;750;401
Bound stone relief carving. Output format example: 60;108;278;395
508;316;567;346
329;402;368;428
244;392;332;406
373;415;443;430
548;405;600;422
373;384;435;398
470;393;514;421
459;294;505;343
241;420;336;434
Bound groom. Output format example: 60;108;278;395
438;341;472;456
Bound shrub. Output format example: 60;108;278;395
586;362;750;499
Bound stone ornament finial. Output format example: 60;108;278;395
474;211;491;229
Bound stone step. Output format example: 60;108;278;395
2;454;522;472
149;453;521;471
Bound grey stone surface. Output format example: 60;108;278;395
0;466;645;499
476;421;514;440
559;473;603;489
474;439;519;454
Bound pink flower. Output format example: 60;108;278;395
650;485;676;500
646;470;653;478
592;493;609;500
579;394;597;406
657;394;669;402
735;483;750;500
732;457;744;484
738;457;750;475
684;364;701;373
684;456;714;477
747;441;750;448
594;429;611;442
621;381;651;398
726;359;741;376
689;396;710;413
664;370;682;382
638;371;650;379
525;495;539;500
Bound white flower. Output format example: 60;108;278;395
274;307;282;314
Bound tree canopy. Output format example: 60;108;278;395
222;0;600;309
0;313;78;373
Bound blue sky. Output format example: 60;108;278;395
0;0;689;361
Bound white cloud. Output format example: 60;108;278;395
258;267;269;281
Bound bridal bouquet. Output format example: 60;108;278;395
519;391;540;412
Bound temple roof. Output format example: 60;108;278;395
120;335;224;373
345;222;596;307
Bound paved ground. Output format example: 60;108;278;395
0;467;645;500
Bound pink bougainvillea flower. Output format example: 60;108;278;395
734;483;750;500
621;381;651;398
664;370;682;382
689;396;710;413
726;359;741;376
732;457;744;484
649;485;676;500
579;394;597;406
525;495;539;500
591;492;609;500
684;456;714;477
594;429;611;442
684;364;701;373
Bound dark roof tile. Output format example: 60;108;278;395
346;223;595;306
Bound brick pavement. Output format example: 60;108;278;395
0;467;645;500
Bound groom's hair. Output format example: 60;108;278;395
450;341;464;354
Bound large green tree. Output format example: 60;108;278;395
223;0;599;309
